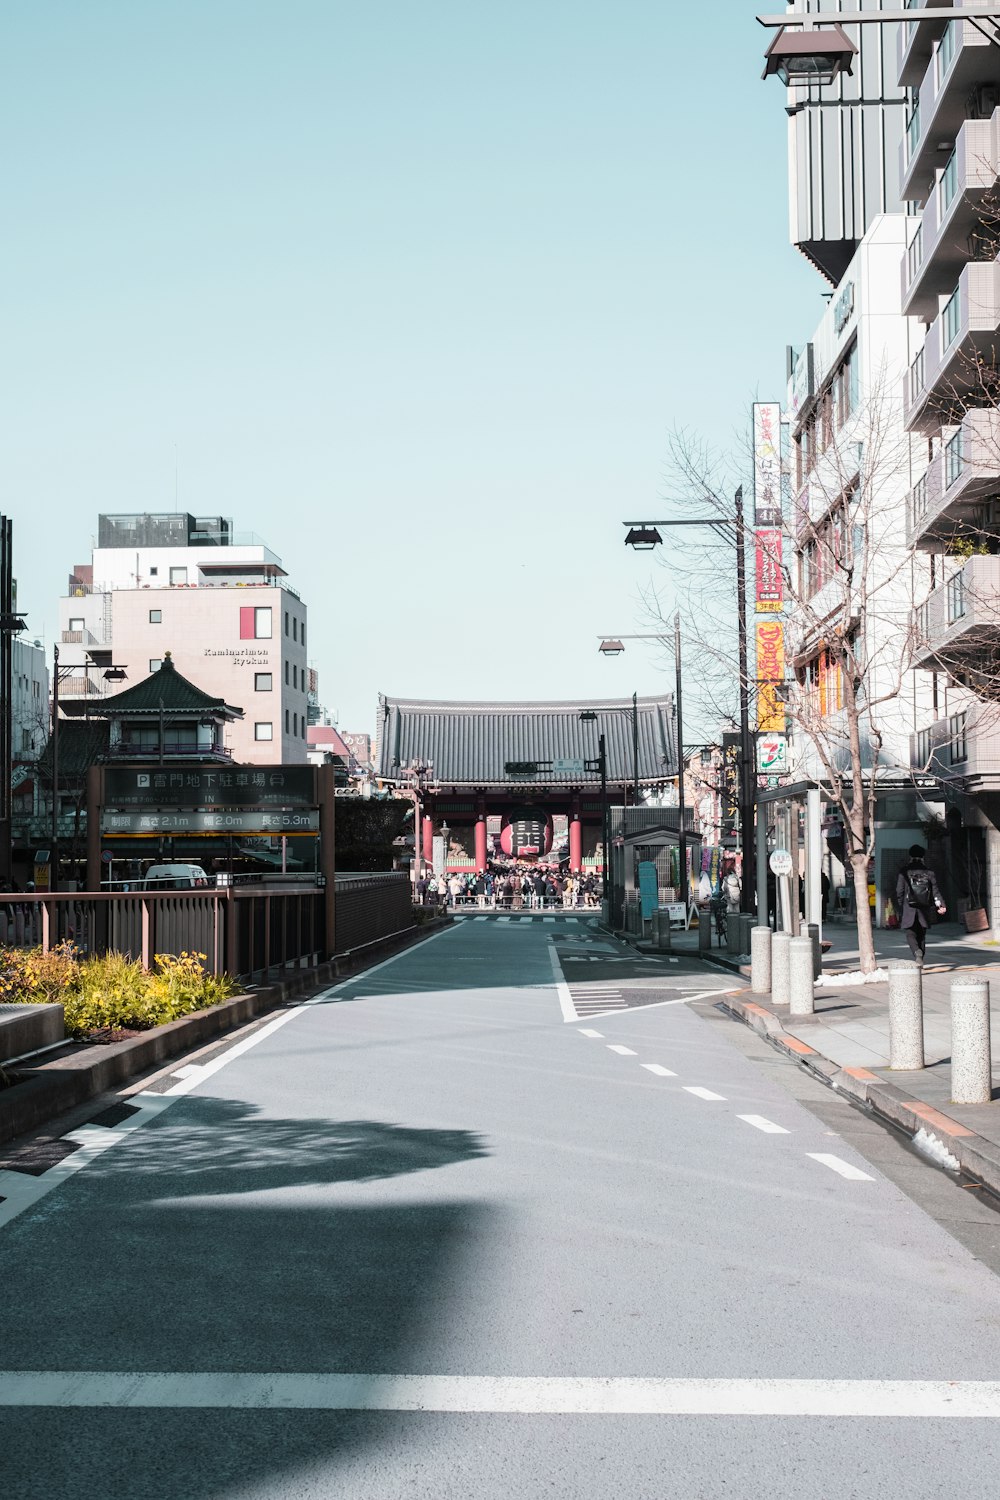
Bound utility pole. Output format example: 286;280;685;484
673;614;688;910
734;486;756;914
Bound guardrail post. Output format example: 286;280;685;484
698;904;711;952
654;907;672;951
771;930;791;1006
788;935;815;1016
751;924;771;995
807;921;822;979
140;898;152;970
888;961;924;1071
951;977;992;1104
726;912;741;955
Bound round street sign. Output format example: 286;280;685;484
769;848;793;877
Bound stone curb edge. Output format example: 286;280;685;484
0;916;452;1148
720;992;1000;1202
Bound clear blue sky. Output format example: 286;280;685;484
2;0;824;735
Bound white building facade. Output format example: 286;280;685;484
58;513;310;766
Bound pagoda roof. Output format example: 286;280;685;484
60;654;243;721
374;693;676;788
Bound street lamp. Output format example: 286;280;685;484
578;711;609;908
757;8;1000;89
594;621;690;910
621;488;754;914
49;644;127;893
582;690;639;802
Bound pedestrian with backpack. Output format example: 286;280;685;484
896;845;946;964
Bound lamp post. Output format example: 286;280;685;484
0;515;26;886
756;7;1000;87
49;644;127;893
619;487;754;912
578;712;609;907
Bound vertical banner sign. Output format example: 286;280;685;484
756;620;785;733
721;732;740;838
754;529;783;612
752;403;782;526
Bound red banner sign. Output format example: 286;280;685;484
755;529;783;612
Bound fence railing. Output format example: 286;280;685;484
0;873;414;981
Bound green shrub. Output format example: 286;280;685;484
0;944;238;1038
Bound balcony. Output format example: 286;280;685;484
897;1;951;89
107;740;234;762
913;553;1000;671
902;114;1000;320
900;21;998;204
906;408;1000;547
910;709;1000;789
904;261;1000;433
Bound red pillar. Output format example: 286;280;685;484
422;815;434;864
569;804;582;874
475;797;487;873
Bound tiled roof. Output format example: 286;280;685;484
61;654;243;720
375;694;676;788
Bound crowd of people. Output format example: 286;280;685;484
416;863;603;910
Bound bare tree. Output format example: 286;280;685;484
646;371;925;973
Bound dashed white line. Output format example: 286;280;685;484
641;1064;677;1078
683;1086;726;1102
807;1153;875;1182
607;1045;637;1057
737;1115;790;1135
546;942;578;1024
578;1029;604;1038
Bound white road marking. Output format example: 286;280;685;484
547;942;578;1023
498;916;511;923
807;1153;875;1182
737;1115;790;1135
5;1372;1000;1416
578;1029;604;1038
683;1086;726;1102
543;917;555;924
171;1065;203;1080
641;1064;677;1078
607;1045;637;1056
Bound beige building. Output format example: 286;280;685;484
58;513;310;766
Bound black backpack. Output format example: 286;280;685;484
905;866;934;910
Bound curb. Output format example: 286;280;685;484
721;991;1000;1202
0;917;450;1148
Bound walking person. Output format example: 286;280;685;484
896;844;946;965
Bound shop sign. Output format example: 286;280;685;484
756;621;785;732
721;733;740;835
757;734;789;775
755;529;783;612
753;402;782;526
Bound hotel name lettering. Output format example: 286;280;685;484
204;647;271;669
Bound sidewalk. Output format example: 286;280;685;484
718;919;1000;1200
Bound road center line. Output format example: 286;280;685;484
3;1372;1000;1416
683;1086;726;1102
641;1064;677;1078
578;1029;604;1038
607;1045;637;1056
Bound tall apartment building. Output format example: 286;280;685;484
898;8;1000;926
58;513;310;766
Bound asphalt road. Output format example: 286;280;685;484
4;914;1000;1498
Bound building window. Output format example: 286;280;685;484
240;606;272;639
284;660;290;685
906;224;922;286
254;722;273;742
940;149;958;214
300;622;306;648
937;20;956;82
294;712;300;736
284;611;289;636
942;287;961;349
68;617;85;632
945;428;965;488
947;569;966;623
285;709;290;733
255;672;272;692
293;664;298;689
149;610;162;624
169;566;188;586
149;566;158;577
950;711;968;765
906;93;920;161
909;347;925;400
149;659;162;673
293;617;298;642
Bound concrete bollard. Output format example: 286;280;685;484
655;908;672;951
726;912;741;955
951;978;993;1104
698;906;712;952
741;913;756;956
888;962;924;1071
807;921;821;980
751;924;772;995
788;935;815;1016
771;931;791;1007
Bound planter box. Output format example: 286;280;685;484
964;907;990;933
0;1003;64;1063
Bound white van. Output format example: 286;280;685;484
142;863;212;891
